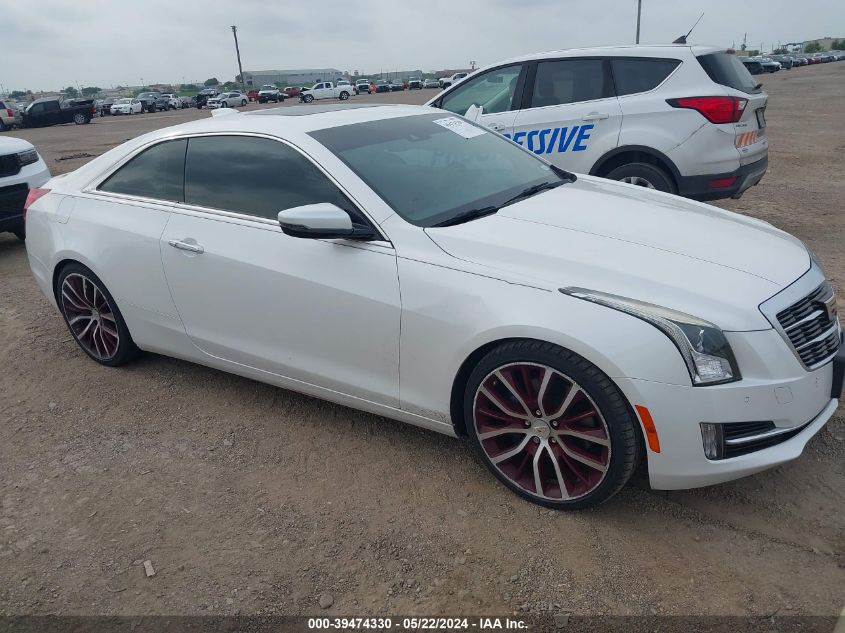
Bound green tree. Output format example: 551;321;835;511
804;41;822;53
63;86;78;97
181;84;198;91
81;86;101;96
204;78;219;86
831;39;845;50
9;90;28;99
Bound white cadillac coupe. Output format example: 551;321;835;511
24;104;843;509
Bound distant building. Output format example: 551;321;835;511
242;69;343;87
800;37;844;50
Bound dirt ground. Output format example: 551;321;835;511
1;64;843;624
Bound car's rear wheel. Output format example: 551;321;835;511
241;99;248;106
606;162;675;194
57;264;140;367
73;113;87;125
464;341;640;510
339;91;350;100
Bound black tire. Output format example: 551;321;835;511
463;340;641;510
303;94;314;103
55;263;140;367
605;162;675;194
73;113;87;125
339;91;349;101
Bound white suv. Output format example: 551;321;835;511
427;45;768;201
0;136;51;239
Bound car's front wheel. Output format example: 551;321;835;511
339;91;349;100
303;94;314;103
56;263;140;367
464;341;640;510
606;162;675;194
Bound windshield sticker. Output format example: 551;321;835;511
433;117;486;139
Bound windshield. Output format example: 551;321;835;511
117;99;131;104
310;113;563;227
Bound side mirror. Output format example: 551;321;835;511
278;203;374;240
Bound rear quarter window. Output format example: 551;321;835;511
696;52;760;94
98;139;187;201
611;58;681;95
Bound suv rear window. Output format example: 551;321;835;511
611;58;680;95
696;52;760;94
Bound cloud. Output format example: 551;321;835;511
3;0;843;90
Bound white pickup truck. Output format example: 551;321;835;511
439;72;469;88
300;82;353;103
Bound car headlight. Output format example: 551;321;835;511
560;287;740;386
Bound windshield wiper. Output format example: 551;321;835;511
431;206;499;227
500;179;566;208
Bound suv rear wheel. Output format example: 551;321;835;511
606;162;675;193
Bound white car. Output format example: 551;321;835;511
427;45;769;201
110;98;143;115
208;92;249;109
24;105;843;510
160;94;182;110
0;136;50;239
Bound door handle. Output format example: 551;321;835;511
582;112;609;121
168;239;204;254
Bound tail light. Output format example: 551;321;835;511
5;108;12;118
91;104;97;114
23;188;50;224
666;96;748;124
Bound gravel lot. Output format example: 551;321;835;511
1;64;843;623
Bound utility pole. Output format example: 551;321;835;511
635;0;642;44
231;26;246;92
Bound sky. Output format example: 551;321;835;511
3;0;843;91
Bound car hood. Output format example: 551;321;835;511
424;176;810;331
0;136;35;153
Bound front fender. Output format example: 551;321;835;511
397;258;689;423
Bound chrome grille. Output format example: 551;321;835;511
775;282;841;369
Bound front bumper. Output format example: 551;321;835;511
0;157;50;234
616;328;841;490
677;155;768;201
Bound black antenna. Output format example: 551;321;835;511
673;12;704;44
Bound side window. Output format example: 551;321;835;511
529;59;607;108
184;136;354;220
611;58;680;95
30;103;45;115
99;139;187;201
439;64;522;116
45;101;61;112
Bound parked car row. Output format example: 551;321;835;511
740;51;845;74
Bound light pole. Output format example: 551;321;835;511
635;0;642;44
231;26;246;93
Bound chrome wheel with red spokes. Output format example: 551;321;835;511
465;342;640;509
60;273;120;360
473;362;611;501
57;264;139;366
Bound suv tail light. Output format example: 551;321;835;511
5;108;12;118
666;96;748;124
23;188;50;224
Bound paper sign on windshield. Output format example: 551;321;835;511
432;116;486;139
